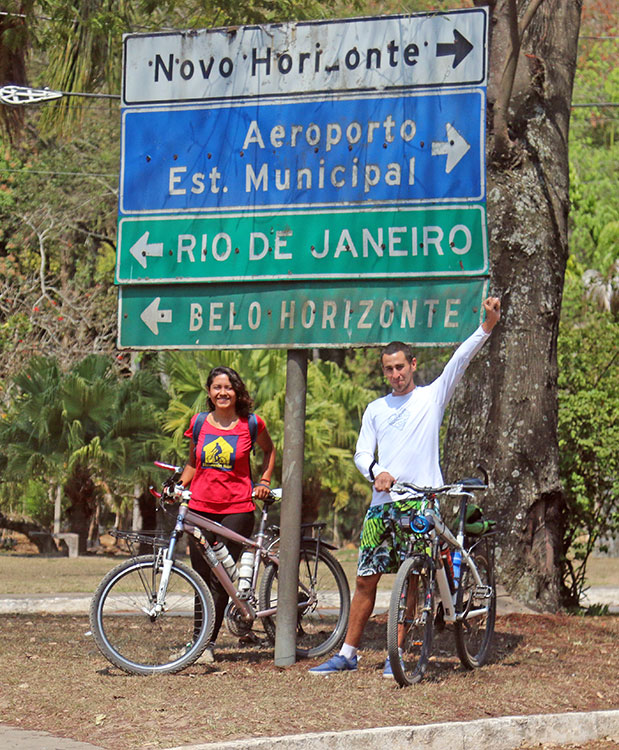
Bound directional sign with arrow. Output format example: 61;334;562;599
120;88;485;215
436;30;475;69
130;231;164;269
117;9;489;349
122;9;487;105
117;205;488;284
119;277;489;349
140;297;172;335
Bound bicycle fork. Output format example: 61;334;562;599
150;506;186;617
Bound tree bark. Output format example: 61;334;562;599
443;0;582;610
64;464;97;555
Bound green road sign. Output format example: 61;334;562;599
118;278;488;349
116;205;487;284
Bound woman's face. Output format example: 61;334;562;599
208;374;237;412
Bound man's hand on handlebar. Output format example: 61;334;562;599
374;471;396;493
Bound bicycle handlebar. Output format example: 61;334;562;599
390;479;487;495
151;461;282;505
154;460;182;473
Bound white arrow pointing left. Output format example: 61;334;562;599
130;231;164;269
140;297;172;335
431;124;471;174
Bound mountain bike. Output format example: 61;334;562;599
385;472;496;686
89;461;350;675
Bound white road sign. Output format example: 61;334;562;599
122;9;488;106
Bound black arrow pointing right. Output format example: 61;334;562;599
436;29;474;69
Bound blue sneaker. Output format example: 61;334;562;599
308;653;358;675
383;656;394;678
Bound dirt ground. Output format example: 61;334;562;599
0;610;617;750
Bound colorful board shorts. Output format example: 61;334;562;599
357;498;424;576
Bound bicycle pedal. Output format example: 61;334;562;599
475;585;493;599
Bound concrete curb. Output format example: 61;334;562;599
0;724;104;750
165;710;619;750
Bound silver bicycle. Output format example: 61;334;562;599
89;461;350;675
386;473;496;686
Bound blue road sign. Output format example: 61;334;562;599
120;88;485;215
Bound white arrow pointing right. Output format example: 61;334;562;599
130;231;164;269
140;297;172;336
431;123;471;174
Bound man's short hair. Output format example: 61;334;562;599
381;341;415;363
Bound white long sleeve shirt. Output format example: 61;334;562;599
354;325;491;507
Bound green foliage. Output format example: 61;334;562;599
22;479;54;527
0;354;169;532
557;310;618;606
0;104;120;380
559;6;618;605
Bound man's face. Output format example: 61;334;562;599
381;351;417;395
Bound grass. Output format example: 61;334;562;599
0;546;617;595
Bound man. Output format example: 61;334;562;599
309;296;501;676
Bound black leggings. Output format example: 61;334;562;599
188;509;255;642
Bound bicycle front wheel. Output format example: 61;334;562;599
259;544;350;658
90;555;215;675
387;554;434;686
454;543;496;669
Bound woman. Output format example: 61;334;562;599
179;366;276;662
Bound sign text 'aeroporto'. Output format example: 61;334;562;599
116;205;487;283
120;89;485;214
118;278;488;349
122;10;488;105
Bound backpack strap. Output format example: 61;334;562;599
248;413;258;453
192;411;258;450
192;412;209;446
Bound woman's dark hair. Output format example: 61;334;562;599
206;366;253;418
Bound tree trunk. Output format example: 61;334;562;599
64;464;97;555
443;0;582;610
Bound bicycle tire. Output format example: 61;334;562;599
89;555;215;675
259;544;350;659
454;544;496;669
387;554;434;686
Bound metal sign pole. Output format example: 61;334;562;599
274;349;308;666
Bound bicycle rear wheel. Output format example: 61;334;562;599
259;544;350;658
387;554;434;686
90;555;215;675
454;542;496;669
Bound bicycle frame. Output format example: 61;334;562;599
89;462;350;675
426;502;486;623
391;483;493;625
151;464;334;625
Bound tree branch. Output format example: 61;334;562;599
493;0;521;158
519;0;546;36
492;0;549;160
